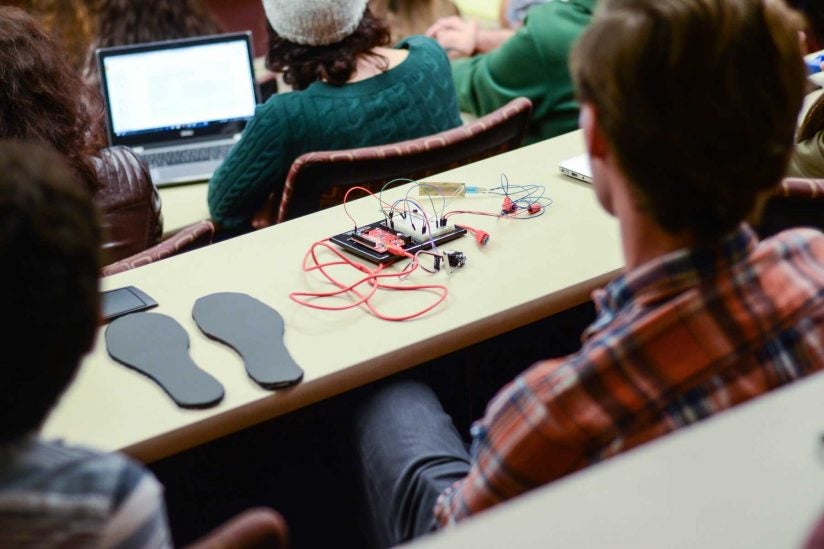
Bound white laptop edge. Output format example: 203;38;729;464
559;153;593;184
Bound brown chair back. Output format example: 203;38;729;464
275;97;533;224
804;508;824;549
94;146;215;276
202;0;268;57
92;146;163;265
185;507;288;549
101;220;215;276
755;178;824;238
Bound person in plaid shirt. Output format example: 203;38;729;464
352;0;824;546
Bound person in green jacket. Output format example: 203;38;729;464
208;0;462;232
426;0;596;144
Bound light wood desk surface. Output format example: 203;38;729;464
407;370;824;549
158;182;209;237
43;130;623;463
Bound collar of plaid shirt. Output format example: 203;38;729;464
586;223;757;337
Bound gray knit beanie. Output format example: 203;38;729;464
262;0;369;46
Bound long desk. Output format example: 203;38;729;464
43;130;623;463
160;88;824;237
406;369;824;549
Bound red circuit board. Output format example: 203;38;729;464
330;220;466;265
350;226;409;253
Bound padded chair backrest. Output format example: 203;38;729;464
101;220;215;276
92;146;163;265
755;178;824;238
185;507;288;549
804;508;824;549
202;0;268;57
276;97;533;224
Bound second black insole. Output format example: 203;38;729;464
105;312;224;408
192;292;303;389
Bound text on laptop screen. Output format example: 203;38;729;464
103;40;257;137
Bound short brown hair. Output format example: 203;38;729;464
572;0;806;242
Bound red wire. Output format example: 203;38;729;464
442;209;529;220
342;186;398;230
289;239;448;321
292;187;532;321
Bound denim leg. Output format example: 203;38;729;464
353;378;471;548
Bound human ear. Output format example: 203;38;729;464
579;102;608;161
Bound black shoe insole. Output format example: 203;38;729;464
192;292;303;389
105;312;225;409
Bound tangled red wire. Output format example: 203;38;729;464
289;239;448;321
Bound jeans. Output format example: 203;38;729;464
352;378;471;548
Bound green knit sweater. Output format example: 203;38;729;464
208;36;462;230
452;0;596;145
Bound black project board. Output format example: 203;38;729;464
330;220;466;265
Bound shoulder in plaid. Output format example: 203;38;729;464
435;225;824;525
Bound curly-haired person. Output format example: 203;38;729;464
0;7;163;264
207;0;462;232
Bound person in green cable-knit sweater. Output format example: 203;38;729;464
427;0;596;145
208;0;462;232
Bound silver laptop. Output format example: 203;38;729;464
559;153;593;183
97;33;260;186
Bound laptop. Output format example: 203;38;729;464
97;32;260;186
559;153;593;183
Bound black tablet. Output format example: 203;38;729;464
101;286;158;322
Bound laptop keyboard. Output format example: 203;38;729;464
143;144;234;168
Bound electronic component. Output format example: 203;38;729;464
501;196;516;214
389;211;455;239
432;250;467;272
455;224;490;246
417;182;466;197
443;250;466;269
330;220;467;265
350;226;409;254
416;182;490;197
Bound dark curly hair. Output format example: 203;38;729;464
0;140;101;443
0;7;101;192
85;0;220;81
266;7;391;91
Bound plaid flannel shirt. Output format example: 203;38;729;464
435;224;824;525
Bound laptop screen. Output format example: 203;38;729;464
98;33;259;147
